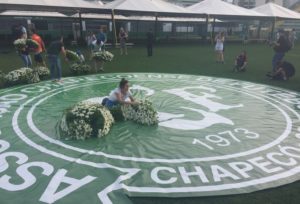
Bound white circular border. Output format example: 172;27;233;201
17;78;294;163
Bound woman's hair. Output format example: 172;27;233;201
119;78;128;89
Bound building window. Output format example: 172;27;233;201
176;26;194;33
163;23;172;32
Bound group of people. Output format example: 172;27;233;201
86;26;155;57
214;29;296;81
214;31;248;72
267;29;296;81
13;24;67;82
13;23;296;83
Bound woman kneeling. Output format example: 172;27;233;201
103;78;138;108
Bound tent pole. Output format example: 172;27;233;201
205;14;209;43
211;17;216;45
111;9;117;47
186;21;188;40
271;17;276;41
136;20;139;41
79;11;83;41
154;13;158;39
257;19;261;39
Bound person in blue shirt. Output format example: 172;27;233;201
96;26;107;51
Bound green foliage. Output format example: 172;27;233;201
66;50;81;62
26;39;39;50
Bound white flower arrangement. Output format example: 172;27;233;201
35;66;50;78
59;101;114;140
92;51;114;62
13;39;27;50
121;100;158;126
70;63;91;75
4;67;40;85
13;39;39;51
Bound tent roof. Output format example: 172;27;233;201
0;0;106;13
187;0;266;19
0;10;66;18
252;3;300;20
74;13;211;22
103;0;197;17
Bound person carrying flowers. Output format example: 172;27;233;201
103;78;139;108
30;26;46;67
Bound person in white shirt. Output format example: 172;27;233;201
103;78;139;108
215;32;225;64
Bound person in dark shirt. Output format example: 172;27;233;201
146;29;154;57
47;37;67;82
96;26;107;51
271;29;288;72
234;51;247;72
267;61;295;81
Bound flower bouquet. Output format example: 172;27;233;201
35;66;50;79
13;39;27;50
4;67;40;85
59;102;114;140
92;51;114;62
13;39;39;51
108;100;158;126
66;50;81;62
70;63;91;75
121;100;158;126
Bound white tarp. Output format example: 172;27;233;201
252;3;300;20
0;0;103;9
0;10;66;17
103;0;192;14
187;0;266;18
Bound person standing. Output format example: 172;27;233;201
271;29;289;72
30;27;46;67
215;32;225;64
119;27;128;55
96;26;107;51
86;31;96;55
47;37;67;82
14;24;32;67
146;29;154;57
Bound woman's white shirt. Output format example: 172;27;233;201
108;88;132;102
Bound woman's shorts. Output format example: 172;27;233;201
34;53;44;63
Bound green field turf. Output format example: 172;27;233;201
0;43;300;204
0;43;299;92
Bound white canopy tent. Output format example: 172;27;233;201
73;13;212;22
103;0;195;16
0;10;67;18
252;2;300;20
187;0;266;19
0;0;106;13
103;0;200;45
